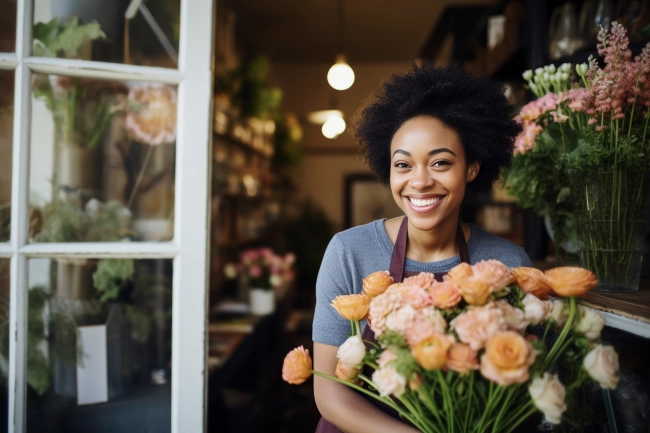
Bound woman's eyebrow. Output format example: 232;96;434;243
429;148;456;157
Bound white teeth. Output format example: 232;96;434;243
409;197;442;207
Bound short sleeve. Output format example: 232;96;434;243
312;235;354;346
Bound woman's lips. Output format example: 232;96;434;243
403;195;445;213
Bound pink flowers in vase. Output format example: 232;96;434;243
224;247;296;291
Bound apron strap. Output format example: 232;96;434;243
388;217;470;282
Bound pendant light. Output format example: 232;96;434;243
327;0;354;91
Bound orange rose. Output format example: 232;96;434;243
472;260;514;290
331;294;371;321
545;267;598;297
480;331;537;386
429;280;462;309
411;333;454;370
446;263;493;306
445;342;479;375
363;271;394;297
335;360;361;383
512;267;552;300
282;346;312;385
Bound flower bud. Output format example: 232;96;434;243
584;345;619;389
522;294;550;325
337;335;366;367
331;294;371;321
576;306;605;341
363;271;394;297
545;267;598;297
529;372;567;425
282;346;312;385
523;70;533;81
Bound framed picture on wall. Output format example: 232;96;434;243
344;173;404;229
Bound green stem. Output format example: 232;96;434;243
545;297;577;369
503;402;538;433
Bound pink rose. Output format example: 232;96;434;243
401;284;433;309
428;280;462;309
404;272;436;292
445;342;479;375
450;302;507;350
385;305;416;334
368;289;402;337
372;366;406;397
522;294;550;325
249;265;262;278
495;299;529;331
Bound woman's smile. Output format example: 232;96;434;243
402;194;446;213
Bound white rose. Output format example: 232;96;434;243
522;294;550;325
372;366;406;397
548;300;569;328
584;345;619;389
528;372;567;425
337;335;366;367
576;307;606;341
495;300;528;330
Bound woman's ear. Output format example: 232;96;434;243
466;161;481;183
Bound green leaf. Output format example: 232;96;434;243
556;187;571;203
93;259;135;302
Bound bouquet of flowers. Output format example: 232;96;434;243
283;261;619;432
225;247;296;291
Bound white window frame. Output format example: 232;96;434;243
1;0;214;431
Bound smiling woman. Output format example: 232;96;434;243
311;62;532;433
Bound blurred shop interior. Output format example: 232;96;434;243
1;0;650;432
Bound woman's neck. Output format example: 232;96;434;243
405;213;461;263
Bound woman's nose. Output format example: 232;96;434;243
409;166;434;190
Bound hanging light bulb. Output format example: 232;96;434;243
322;114;346;139
327;54;355;91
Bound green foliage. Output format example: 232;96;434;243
273;114;304;168
231;55;283;119
377;329;408;348
35;199;127;243
33;17;105;59
391;346;419;379
93;259;135;302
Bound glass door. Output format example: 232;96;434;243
0;0;213;431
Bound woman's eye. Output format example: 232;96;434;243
394;162;410;169
432;160;450;167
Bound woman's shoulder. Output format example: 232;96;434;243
331;220;384;247
468;224;533;268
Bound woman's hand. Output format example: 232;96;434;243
313;342;421;433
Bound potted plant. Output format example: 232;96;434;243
224;247;295;315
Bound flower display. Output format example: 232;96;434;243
224;247;295;291
283;261;619;432
126;83;177;146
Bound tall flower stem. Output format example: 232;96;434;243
126;144;154;209
545;296;577;369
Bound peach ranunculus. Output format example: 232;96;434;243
368;289;402;337
363;271;394;297
528;372;567;425
445;342;479;375
428;280;462;309
372;366;406;397
335;361;362;384
450;302;507;350
521;293;550;326
447;260;513;306
545;267;598;297
282;346;312;385
495;299;529;331
512;267;552;300
404;272;436;292
331;294;371;321
480;331;538;386
584;345;619;389
411;333;454;370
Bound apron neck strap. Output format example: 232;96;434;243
388;217;470;282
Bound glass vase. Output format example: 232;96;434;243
568;169;649;292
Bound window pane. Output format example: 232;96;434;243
32;0;181;68
0;70;13;242
26;258;172;432
0;0;17;52
29;75;176;242
0;259;8;428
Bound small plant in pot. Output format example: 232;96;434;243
224;248;295;315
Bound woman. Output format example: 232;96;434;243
311;62;533;432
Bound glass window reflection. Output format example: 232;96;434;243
29;75;176;242
0;0;17;52
32;0;181;68
26;258;172;433
0;70;14;242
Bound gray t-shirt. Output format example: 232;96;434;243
312;219;533;346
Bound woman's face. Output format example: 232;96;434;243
389;116;479;232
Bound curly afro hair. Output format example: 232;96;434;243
351;61;521;193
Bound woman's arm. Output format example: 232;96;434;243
313;342;421;433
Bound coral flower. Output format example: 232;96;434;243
411;333;454;370
545;267;598;297
282;346;312;385
512;267;552;300
480;331;537;386
450;302;507;350
331;294;371;321
445;342;479;375
363;271;394;297
126;83;177;145
335;361;361;384
447;261;513;306
428;280;462;309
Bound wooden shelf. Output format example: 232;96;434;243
578;280;650;339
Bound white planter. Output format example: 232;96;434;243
249;288;275;316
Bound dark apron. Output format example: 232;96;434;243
315;217;470;432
